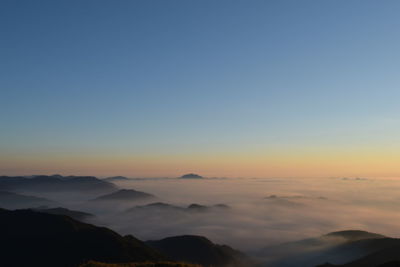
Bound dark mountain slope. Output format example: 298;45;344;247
0;209;165;267
147;235;254;267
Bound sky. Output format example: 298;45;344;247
1;0;400;177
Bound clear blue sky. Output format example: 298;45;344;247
1;0;400;177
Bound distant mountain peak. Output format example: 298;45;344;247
180;173;203;179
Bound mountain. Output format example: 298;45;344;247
257;230;387;267
187;203;209;211
187;203;230;212
0;190;56;209
33;207;94;221
318;238;400;267
345;247;400;267
180;174;203;179
92;189;155;201
104;176;131;182
0;175;116;193
0;208;166;267
146;235;254;267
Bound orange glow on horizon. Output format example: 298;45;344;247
2;146;400;178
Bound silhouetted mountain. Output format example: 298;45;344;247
92;189;155;201
0;190;56;209
180;174;203;179
0;208;166;267
104;176;131;182
146;235;253;267
257;230;388;267
0;175;116;193
33;207;94;221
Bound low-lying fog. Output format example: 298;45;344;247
48;177;400;252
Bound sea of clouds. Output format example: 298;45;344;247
49;176;400;253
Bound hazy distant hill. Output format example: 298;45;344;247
0;175;116;193
257;230;388;267
317;238;400;267
33;207;94;221
0;190;56;209
0;208;166;267
92;189;155;201
340;244;400;267
147;235;254;267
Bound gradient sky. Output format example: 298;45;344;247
2;0;400;177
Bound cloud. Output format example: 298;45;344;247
51;177;399;254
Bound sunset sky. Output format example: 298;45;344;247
2;0;400;177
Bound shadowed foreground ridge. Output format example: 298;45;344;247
0;208;166;267
147;235;254;267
